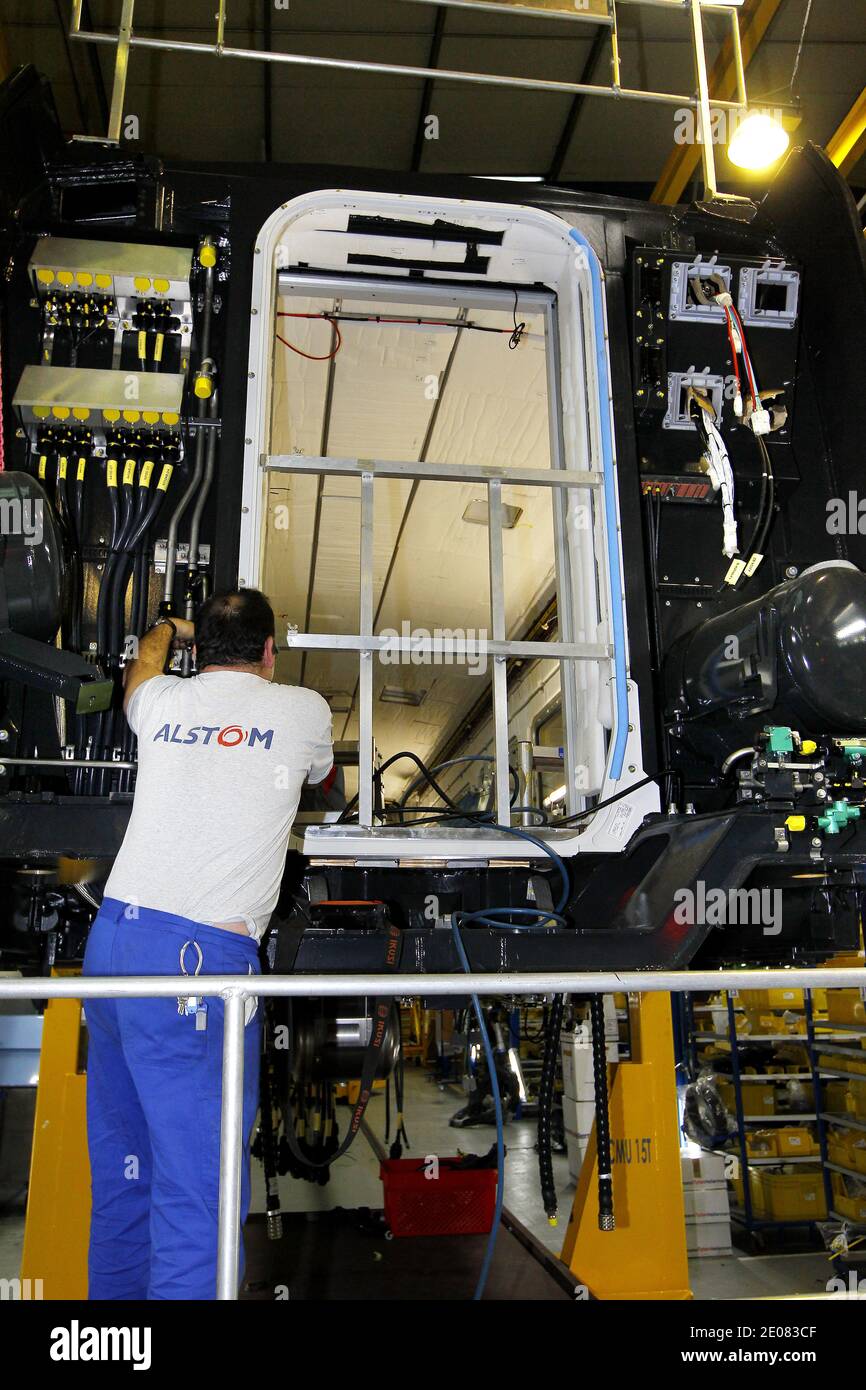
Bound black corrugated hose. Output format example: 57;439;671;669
537;992;565;1224
590;994;615;1231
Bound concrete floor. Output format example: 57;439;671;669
0;1069;834;1299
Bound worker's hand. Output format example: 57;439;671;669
171;617;195;645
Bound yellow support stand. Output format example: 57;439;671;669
560;991;692;1300
20;979;90;1300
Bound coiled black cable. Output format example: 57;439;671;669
589;994;615;1231
537;992;565;1224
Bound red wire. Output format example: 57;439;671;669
730;304;759;408
276;316;342;361
722;312;745;400
724;306;742;398
276;311;513;333
275;309;516;361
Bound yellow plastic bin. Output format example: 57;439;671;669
776;1126;818;1158
740;988;805;1011
827;990;866;1026
746;1129;778;1158
831;1172;866;1221
754;1168;827;1221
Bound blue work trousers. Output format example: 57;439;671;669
82;897;262;1300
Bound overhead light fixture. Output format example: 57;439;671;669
727;113;790;172
379;685;428;707
462;499;523;529
474;175;545;183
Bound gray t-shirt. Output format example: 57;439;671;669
104;671;333;939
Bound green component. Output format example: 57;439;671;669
765;725;794;755
817;800;862;835
843;745;866;761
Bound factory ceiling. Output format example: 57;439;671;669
2;1;865;197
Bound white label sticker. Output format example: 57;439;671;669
607;802;634;842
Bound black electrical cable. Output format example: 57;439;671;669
555;767;679;826
589;994;615;1231
389;1006;410;1158
397;755;521;821
750;435;776;560
349;753;682;843
509;289;526;350
132;544;149;637
737;437;771;568
68;460;86;654
97;460;136;659
522;1007;550;1043
343;751;538;827
338;749;463;823
537;992;565;1224
714;426;773;597
108;476;150;657
110;461;173;657
99;462;171;788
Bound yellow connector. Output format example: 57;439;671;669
194;373;213;400
801;740;817;755
198;239;217;269
785;815;806;833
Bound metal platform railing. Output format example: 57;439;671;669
2;964;866;1300
68;0;749;201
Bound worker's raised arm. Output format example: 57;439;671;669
306;693;334;786
123;616;194;712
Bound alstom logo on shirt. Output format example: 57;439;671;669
153;723;275;749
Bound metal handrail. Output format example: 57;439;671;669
68;0;748;200
4;964;865;1299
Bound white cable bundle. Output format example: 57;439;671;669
702;416;739;559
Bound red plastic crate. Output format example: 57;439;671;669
380;1157;497;1237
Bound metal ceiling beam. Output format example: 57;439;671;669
0;13;11;81
396;0;613;25
262;0;273;163
546;24;612;184
651;0;783;205
826;85;866;179
411;6;447;173
69;0;747;150
53;0;90;134
79;0;110;131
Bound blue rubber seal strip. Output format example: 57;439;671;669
569;227;628;781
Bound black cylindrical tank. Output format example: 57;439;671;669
665;561;866;734
0;471;65;640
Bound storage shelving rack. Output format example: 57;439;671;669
814;1015;866;1225
682;989;866;1241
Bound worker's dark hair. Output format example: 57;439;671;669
194;589;276;670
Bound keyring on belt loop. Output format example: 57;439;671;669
179;940;204;978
